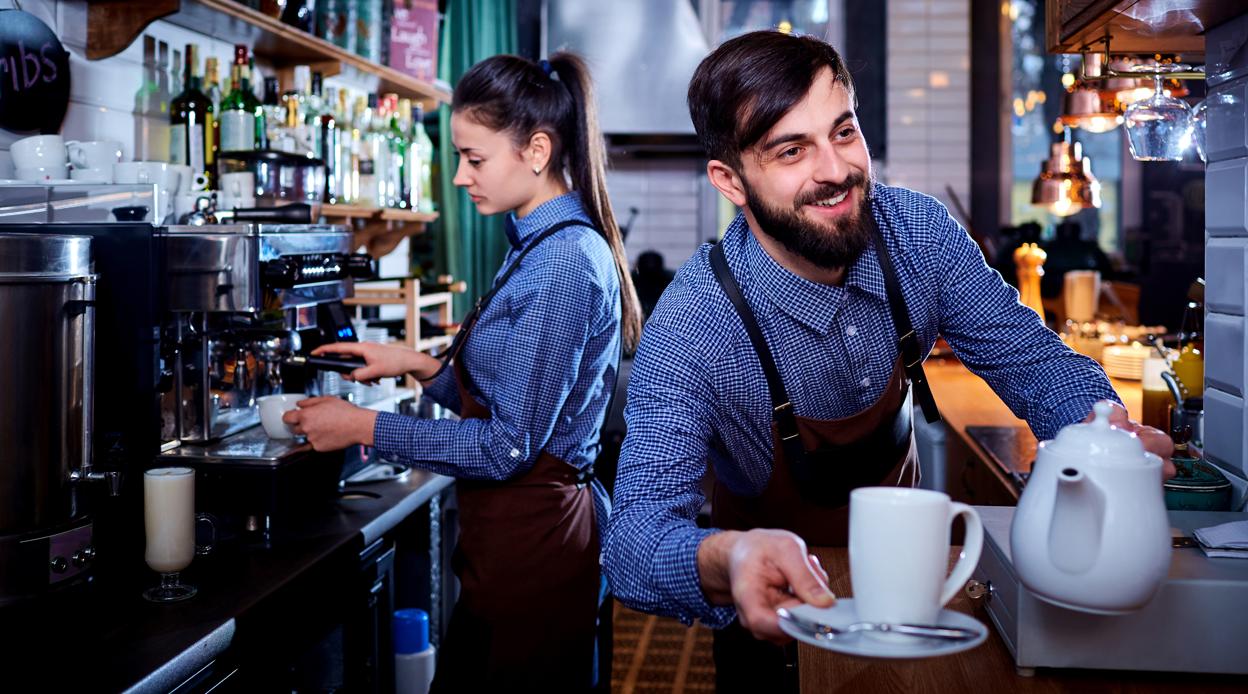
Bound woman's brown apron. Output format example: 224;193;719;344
704;228;938;693
430;220;603;692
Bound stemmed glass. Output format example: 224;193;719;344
143;467;198;602
1123;64;1194;161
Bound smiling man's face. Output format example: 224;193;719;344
735;68;875;270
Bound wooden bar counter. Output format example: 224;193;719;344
924;357;1143;504
799;547;1247;693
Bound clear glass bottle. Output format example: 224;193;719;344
356;95;378;207
411;103;434;213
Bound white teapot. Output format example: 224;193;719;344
1010;401;1171;614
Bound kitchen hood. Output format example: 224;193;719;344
544;0;709;141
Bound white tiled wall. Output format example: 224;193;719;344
1203;13;1248;492
882;0;970;212
608;158;709;269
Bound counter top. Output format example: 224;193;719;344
800;546;1247;693
0;466;453;692
926;358;1143;500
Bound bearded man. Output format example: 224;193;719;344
602;30;1172;693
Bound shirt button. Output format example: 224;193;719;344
860;377;871;388
846;325;858;336
509;448;521;458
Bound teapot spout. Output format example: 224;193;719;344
1048;466;1105;574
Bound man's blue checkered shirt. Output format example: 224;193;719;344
372;193;619;529
603;183;1119;628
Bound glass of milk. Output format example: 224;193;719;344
143;467;199;602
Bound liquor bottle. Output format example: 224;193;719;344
320;85;341;205
366;94;390;207
307;70;326;158
340;89;357;203
356;96;378;207
149;40;173;162
170;43;213;188
411;104;435;213
385;94;409;209
397;98;416;209
262;75;283;149
204;56;222;169
219;45;265;153
277;89;302;154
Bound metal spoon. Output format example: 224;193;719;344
776;607;978;641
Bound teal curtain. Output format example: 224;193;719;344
434;0;517;320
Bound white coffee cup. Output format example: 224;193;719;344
11;134;67;169
70;167;113;184
16;164;69;182
848;487;983;637
67;140;123;170
258;393;306;439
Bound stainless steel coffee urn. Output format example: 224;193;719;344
0;233;116;604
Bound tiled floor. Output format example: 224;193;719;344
611;602;716;693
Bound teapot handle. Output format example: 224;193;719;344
940;503;984;607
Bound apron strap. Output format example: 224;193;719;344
428;219;591;381
709;242;805;464
867;214;942;424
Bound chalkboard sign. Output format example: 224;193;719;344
0;10;70;134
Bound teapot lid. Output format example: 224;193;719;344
1047;401;1147;465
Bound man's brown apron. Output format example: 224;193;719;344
430;220;603;692
704;222;940;693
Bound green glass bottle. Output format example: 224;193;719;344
170;43;213;187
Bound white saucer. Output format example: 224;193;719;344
779;598;988;660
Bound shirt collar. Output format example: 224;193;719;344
506;192;587;249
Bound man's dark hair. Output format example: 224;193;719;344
688;31;857;168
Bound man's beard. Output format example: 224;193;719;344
743;171;874;271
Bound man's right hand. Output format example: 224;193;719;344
697;529;836;643
312;342;442;383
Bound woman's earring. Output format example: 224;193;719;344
533;166;542;175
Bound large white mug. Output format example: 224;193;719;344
67;140;123;170
848;487;983;635
258;393;306;439
11;134;67;169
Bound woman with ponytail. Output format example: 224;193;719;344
283;51;640;690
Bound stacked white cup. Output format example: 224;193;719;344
11;135;71;182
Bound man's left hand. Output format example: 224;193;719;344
1084;401;1176;480
282;396;378;451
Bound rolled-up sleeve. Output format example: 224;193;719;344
605;321;737;628
929;207;1119;439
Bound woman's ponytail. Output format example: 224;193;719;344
547;52;642;354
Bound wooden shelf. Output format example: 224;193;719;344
320;205;439;259
87;0;451;110
380;209;439;224
416;291;453;309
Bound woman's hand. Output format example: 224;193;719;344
312;341;443;383
282;396;377;451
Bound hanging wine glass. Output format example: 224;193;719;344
1123;64;1194;161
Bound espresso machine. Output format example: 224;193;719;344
0;184;375;558
154;221;375;537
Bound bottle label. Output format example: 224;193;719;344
220;110;255;152
169;124;186;166
187;122;205;174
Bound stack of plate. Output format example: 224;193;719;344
1101;343;1151;380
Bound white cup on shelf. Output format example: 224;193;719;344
16;164;70;182
67;140;123;170
11;134;67;169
